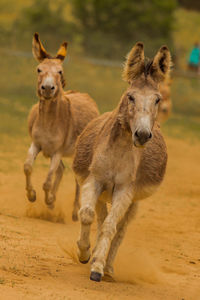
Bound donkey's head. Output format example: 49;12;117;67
121;42;171;147
32;33;68;101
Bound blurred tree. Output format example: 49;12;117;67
12;0;76;51
71;0;177;59
179;0;200;11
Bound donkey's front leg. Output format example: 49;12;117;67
24;143;40;202
77;176;102;264
104;202;137;279
43;152;61;208
90;186;133;282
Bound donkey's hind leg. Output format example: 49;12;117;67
43;152;61;208
77;176;102;264
24;143;40;202
47;160;65;208
104;202;137;279
72;179;80;222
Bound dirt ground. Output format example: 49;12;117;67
0;136;200;300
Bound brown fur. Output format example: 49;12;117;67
24;34;99;212
73;43;171;281
28;92;99;157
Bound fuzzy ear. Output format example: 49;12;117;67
56;42;68;61
32;33;51;62
122;42;145;82
150;46;172;83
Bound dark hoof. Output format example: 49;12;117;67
103;273;115;282
27;190;36;202
79;256;90;264
45;194;55;207
90;271;102;282
72;212;78;222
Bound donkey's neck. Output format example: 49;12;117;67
38;90;65;125
109;106;132;148
39;89;63;113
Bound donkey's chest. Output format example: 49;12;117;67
32;125;65;156
93;148;137;186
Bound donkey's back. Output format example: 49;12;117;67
66;91;99;137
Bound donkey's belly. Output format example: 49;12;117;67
134;184;159;201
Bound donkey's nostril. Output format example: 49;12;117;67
51;86;55;90
41;85;45;90
134;130;152;145
135;130;139;138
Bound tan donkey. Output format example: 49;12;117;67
73;42;171;281
24;33;99;213
157;77;172;123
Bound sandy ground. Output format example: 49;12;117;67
0;136;200;300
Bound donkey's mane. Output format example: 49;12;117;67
60;72;66;88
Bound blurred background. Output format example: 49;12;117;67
0;0;200;144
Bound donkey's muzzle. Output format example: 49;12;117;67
134;130;152;147
41;84;55;99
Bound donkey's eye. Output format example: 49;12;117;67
37;68;42;73
155;97;161;105
58;70;62;75
128;94;135;103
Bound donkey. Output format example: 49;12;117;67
73;42;171;282
24;33;99;213
157;78;172;123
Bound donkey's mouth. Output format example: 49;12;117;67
43;95;52;100
133;140;145;148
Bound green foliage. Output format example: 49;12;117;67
173;8;200;69
179;0;200;11
12;0;76;50
71;0;177;59
0;0;177;57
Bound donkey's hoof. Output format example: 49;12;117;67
72;212;78;222
90;271;102;282
45;194;55;207
79;256;90;264
27;190;36;202
47;202;55;210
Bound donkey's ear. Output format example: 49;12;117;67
150;46;172;83
56;42;68;61
122;42;145;82
32;33;51;62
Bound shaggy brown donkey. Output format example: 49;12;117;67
73;42;171;281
